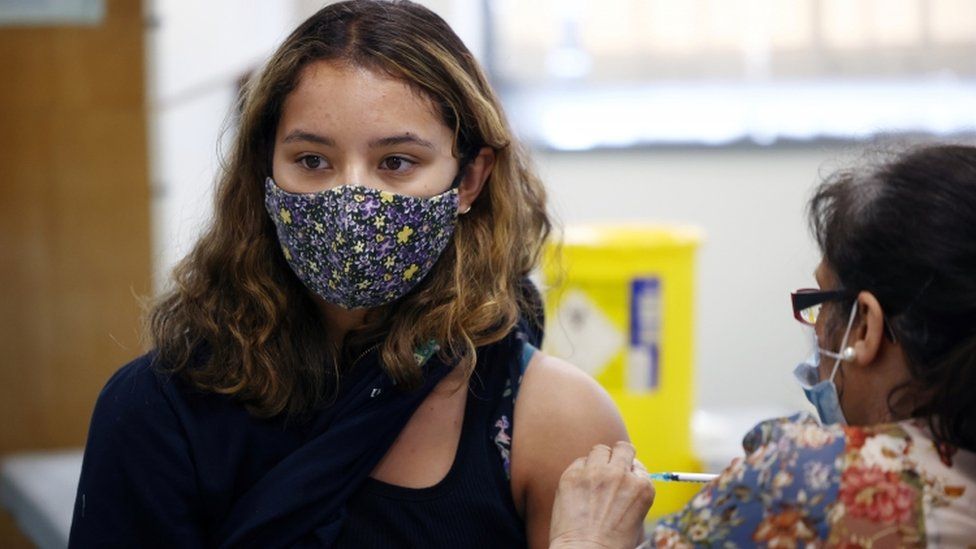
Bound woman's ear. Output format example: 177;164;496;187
457;147;494;213
852;291;885;367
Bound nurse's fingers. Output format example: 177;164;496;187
632;457;648;475
562;456;585;476
584;444;612;466
608;441;636;470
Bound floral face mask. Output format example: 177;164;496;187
264;177;460;309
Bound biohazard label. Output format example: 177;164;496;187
548;289;624;377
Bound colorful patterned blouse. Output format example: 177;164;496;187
653;413;976;548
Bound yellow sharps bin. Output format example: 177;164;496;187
543;223;704;518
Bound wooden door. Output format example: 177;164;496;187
0;0;151;455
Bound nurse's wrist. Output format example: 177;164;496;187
549;532;616;549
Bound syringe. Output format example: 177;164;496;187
647;472;718;483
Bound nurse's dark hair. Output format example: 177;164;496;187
809;144;976;452
146;0;550;417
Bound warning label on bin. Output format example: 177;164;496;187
548;289;624;377
629;277;661;391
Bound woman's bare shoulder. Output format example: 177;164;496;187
510;351;630;548
516;352;626;442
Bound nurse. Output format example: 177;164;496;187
550;145;976;547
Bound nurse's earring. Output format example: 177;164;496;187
840;347;856;361
459;205;472;215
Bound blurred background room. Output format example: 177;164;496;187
1;0;974;546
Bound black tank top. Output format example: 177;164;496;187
334;334;533;548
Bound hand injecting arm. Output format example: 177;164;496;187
548;442;655;549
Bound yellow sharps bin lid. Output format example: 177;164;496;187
549;223;704;282
560;223;704;250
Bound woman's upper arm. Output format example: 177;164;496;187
510;352;630;549
68;359;205;548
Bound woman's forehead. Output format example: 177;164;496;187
277;60;450;146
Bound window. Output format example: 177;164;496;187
487;0;976;149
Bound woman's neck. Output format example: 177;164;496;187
315;298;370;346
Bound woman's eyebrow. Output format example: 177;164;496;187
282;130;335;146
369;134;435;149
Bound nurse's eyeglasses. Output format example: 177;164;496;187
792;288;899;341
790;288;855;325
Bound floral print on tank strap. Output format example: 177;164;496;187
492;373;523;480
493;415;512;478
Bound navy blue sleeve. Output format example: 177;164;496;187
68;354;206;548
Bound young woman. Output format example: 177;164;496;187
68;2;627;547
549;145;976;548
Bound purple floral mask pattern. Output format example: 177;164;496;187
264;177;459;309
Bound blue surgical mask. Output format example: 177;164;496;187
793;301;858;425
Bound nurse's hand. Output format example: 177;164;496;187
548;441;655;549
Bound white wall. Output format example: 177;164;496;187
146;0;298;291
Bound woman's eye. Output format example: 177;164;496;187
298;155;328;170
380;156;416;173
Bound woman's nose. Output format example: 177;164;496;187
334;163;368;187
335;163;394;192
